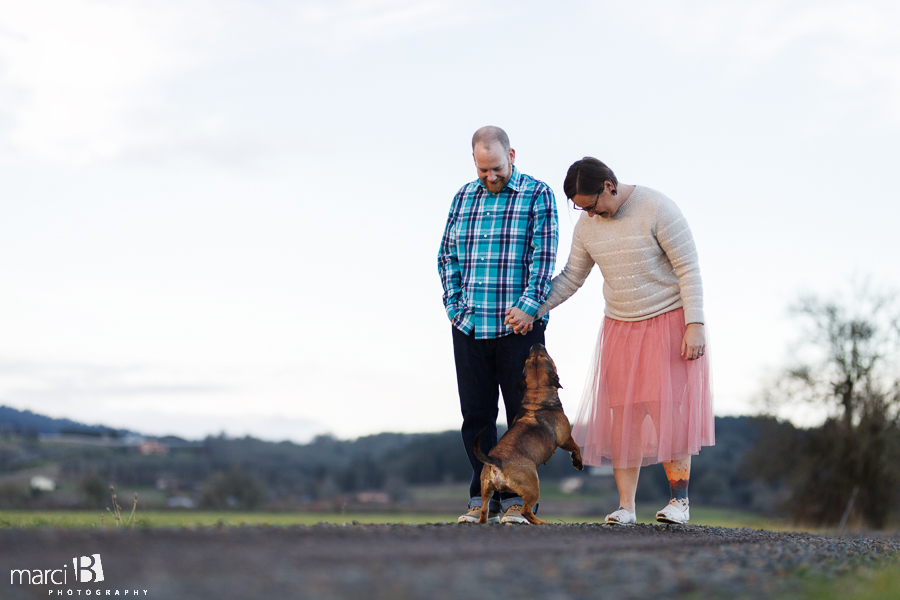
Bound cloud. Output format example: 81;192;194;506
0;0;472;167
639;0;900;121
123;410;328;443
0;358;330;442
0;359;233;402
0;1;215;165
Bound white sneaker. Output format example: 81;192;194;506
604;508;636;526
656;501;689;524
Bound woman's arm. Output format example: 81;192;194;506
536;232;594;317
656;196;706;359
656;197;704;327
506;227;595;333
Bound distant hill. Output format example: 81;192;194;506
0;405;131;437
0;406;801;515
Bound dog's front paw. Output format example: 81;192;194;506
572;454;583;470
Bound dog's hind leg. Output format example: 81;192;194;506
520;473;550;525
560;435;584;471
478;473;496;524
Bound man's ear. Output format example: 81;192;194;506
508;148;516;166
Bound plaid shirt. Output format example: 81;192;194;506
438;166;558;339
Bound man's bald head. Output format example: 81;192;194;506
472;126;510;153
472;126;515;194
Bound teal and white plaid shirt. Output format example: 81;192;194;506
438;166;558;339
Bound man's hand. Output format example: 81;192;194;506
681;323;706;360
504;307;534;335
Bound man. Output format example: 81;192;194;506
437;126;558;524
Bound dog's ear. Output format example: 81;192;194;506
517;374;528;393
549;371;562;389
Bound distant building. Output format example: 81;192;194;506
139;440;169;455
30;476;56;492
356;491;390;504
559;477;585;494
167;496;196;509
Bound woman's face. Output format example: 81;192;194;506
572;184;620;219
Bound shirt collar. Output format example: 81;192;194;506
507;166;522;192
476;166;522;194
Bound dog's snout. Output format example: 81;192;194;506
528;344;549;360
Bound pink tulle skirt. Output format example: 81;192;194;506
571;308;715;469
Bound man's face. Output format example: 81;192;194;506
473;142;515;194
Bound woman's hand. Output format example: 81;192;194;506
681;323;706;360
504;307;534;335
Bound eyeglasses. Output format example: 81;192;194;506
572;195;600;213
572;186;617;213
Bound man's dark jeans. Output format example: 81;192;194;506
452;321;546;513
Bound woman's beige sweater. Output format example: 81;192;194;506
536;185;704;325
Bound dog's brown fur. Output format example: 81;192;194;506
474;343;583;525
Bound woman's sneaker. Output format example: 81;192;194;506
604;508;636;526
656;500;690;524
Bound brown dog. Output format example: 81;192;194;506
474;343;583;525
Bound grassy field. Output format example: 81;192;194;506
793;560;900;600
0;506;802;530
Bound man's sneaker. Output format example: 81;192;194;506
500;505;529;525
656;500;690;524
458;506;500;524
604;508;636;526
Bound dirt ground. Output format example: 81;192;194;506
3;523;899;600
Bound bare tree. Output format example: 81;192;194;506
761;282;900;527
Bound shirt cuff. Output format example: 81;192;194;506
683;308;705;326
453;312;474;335
514;296;540;318
445;304;464;321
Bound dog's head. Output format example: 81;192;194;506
517;343;562;394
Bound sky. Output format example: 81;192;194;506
1;0;899;443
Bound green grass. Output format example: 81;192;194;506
0;506;798;530
0;510;463;528
791;559;900;600
652;506;803;531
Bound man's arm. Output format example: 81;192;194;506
437;189;468;325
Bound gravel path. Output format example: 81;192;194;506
2;523;899;599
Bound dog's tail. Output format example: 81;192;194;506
473;428;502;468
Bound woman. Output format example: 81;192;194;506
507;157;714;525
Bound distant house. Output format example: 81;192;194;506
167;496;195;509
30;476;56;492
356;491;390;504
139;440;169;455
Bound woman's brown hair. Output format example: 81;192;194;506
563;157;618;200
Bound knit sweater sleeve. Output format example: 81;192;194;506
535;225;595;319
656;197;704;325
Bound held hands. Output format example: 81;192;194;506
504;307;534;335
681;323;706;361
